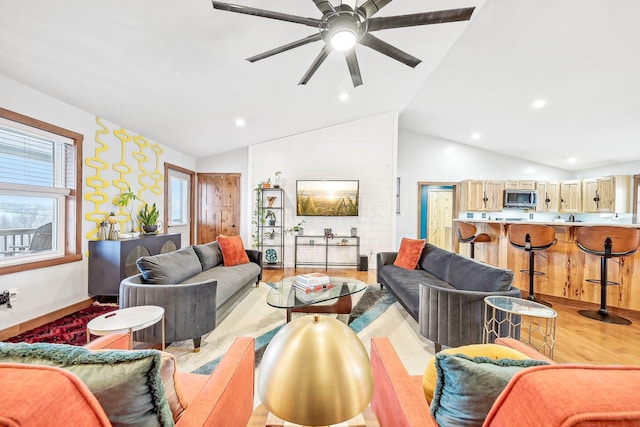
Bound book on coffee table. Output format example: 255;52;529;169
292;281;334;293
295;272;330;286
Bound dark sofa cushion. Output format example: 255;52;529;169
380;265;454;318
137;246;202;284
419;244;455;282
193;241;223;271
447;255;514;292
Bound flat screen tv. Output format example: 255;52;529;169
296;180;359;216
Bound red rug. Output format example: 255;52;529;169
5;303;118;346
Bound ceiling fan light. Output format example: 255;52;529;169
331;30;356;51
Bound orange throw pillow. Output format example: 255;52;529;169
393;237;425;270
216;235;250;266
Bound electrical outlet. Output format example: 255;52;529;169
8;288;18;301
529;214;534;219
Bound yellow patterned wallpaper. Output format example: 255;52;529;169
84;117;164;239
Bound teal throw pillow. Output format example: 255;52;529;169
430;353;549;427
0;342;174;427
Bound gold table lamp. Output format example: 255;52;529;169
258;314;373;426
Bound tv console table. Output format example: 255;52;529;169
294;235;360;270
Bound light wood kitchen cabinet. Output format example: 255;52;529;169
461;180;504;211
583;175;632;213
536;181;560;212
559;180;582;213
505;180;536;190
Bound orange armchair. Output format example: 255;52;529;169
370;337;640;427
0;334;255;427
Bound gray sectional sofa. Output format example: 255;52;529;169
120;241;262;351
377;243;520;351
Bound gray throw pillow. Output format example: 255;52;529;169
137;246;202;284
192;241;223;271
430;353;548;427
0;342;174;427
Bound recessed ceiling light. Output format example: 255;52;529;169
471;133;480;140
235;118;246;127
532;99;546;109
339;93;349;101
567;157;577;164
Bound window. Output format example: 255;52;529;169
169;175;189;226
0;108;83;275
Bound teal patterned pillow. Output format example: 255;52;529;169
430;353;548;427
0;342;174;427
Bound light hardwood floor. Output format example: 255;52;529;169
263;268;640;365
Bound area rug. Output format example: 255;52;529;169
4;302;118;346
164;284;435;379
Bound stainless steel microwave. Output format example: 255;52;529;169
503;189;537;208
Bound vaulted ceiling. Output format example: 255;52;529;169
1;0;639;171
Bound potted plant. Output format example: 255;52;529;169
262;179;271;189
264;229;278;240
274;171;281;188
139;203;160;234
265;210;276;226
114;186;138;232
292;219;305;236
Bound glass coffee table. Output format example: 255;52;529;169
266;276;367;322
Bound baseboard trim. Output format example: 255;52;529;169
0;298;94;341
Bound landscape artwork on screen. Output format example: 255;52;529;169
296;180;359;216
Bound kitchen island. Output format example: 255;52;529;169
454;219;640;312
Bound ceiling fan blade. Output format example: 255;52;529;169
299;45;331;85
247;33;322;62
367;7;475;31
358;0;393;19
312;0;335;15
344;50;363;87
359;33;421;68
211;1;323;28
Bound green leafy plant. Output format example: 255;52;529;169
138;203;159;226
265;210;276;225
114;186;138;231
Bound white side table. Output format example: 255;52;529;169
87;305;165;350
483;296;557;358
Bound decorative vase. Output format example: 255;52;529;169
267;196;277;207
351;227;357;237
265;248;277;264
142;224;158;234
298;228;303;236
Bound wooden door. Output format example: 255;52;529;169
582;178;599;212
463;180;485;211
197;173;241;244
427;189;453;250
597;176;615;212
485;181;505;211
546;181;560;212
560;180;582;213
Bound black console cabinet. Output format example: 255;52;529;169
88;233;181;296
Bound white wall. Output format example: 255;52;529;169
249;112;398;269
0;75;196;330
396;129;573;246
196;147;251;245
576;160;640;178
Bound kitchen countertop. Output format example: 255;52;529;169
454;218;639;227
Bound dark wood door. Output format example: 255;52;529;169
197;173;240;243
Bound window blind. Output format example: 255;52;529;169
0;125;74;189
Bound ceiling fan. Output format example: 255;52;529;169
211;0;475;87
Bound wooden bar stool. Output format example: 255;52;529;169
456;222;491;259
575;226;640;325
508;224;557;306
